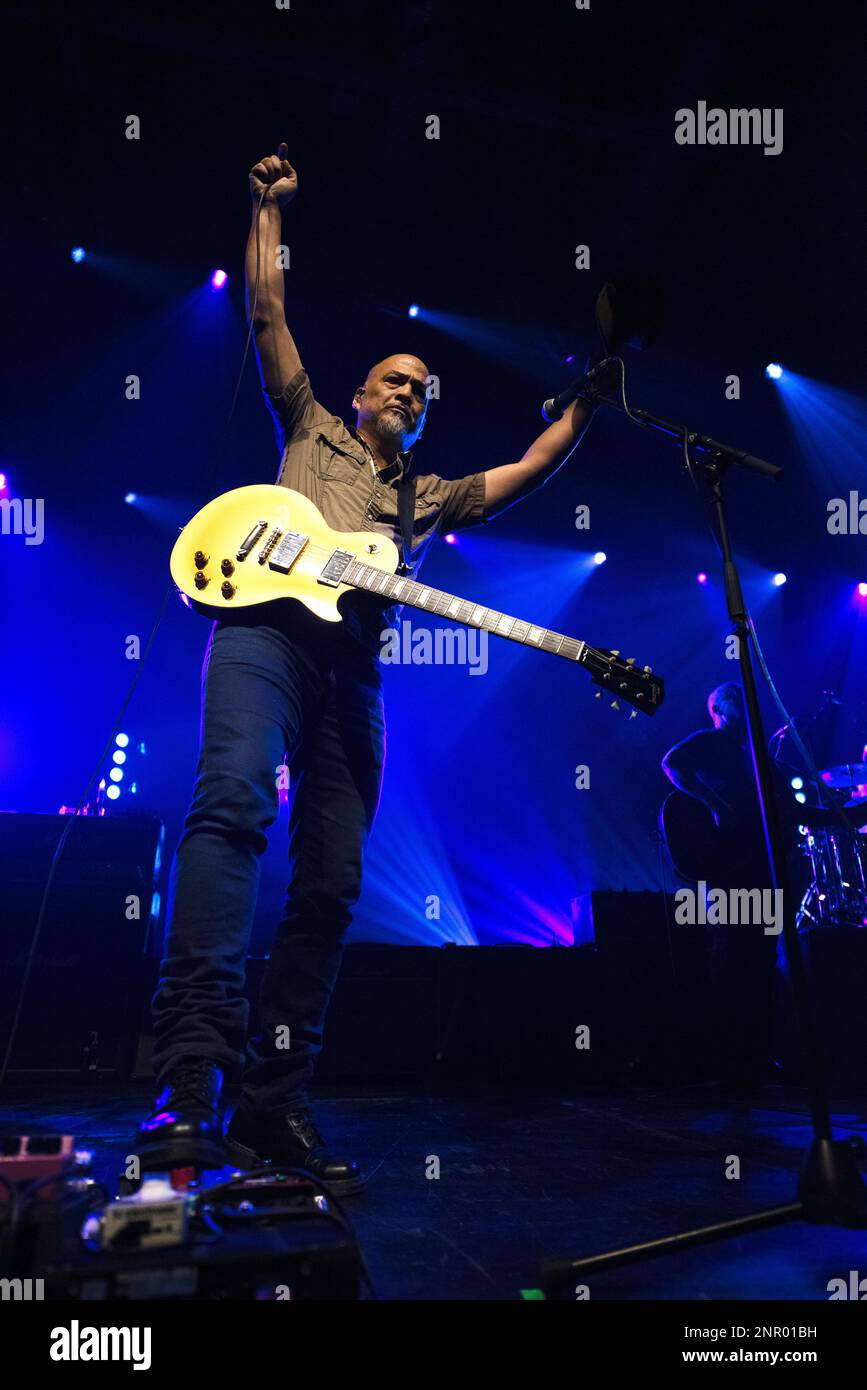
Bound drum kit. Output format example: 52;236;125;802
770;692;867;931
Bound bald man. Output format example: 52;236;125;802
139;146;596;1187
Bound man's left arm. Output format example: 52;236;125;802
481;398;595;518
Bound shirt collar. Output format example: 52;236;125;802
349;426;412;483
378;452;411;484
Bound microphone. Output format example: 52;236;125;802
541;359;613;423
542;272;667;422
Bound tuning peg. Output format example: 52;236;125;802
595;690;603;699
626;657;635;666
629;710;638;720
643;665;652;674
610;700;621;711
610;650;620;657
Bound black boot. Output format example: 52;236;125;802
225;1106;364;1195
136;1059;226;1171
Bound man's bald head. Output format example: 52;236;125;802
352;354;431;460
708;682;745;732
363;353;430;388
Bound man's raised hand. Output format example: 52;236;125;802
249;142;299;208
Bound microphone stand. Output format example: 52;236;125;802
540;381;867;1297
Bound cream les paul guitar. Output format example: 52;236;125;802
170;485;665;718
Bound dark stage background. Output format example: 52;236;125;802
2;0;866;950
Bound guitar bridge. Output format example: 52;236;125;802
236;520;268;561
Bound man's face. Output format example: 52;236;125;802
353;355;429;452
709;687;745;732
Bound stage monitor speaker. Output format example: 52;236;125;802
0;811;164;1074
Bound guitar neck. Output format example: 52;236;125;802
342;558;586;663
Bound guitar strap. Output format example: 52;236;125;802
395;477;417;577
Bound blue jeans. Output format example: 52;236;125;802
151;605;385;1114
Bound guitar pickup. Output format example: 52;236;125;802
267;531;308;574
318;549;355;587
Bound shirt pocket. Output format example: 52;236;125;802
413;492;441;532
315;433;365;485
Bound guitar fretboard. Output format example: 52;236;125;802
342;559;586;663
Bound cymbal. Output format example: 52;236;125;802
820;761;867;789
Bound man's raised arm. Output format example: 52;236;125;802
246;142;302;397
481;398;595;518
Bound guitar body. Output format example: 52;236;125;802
169;485;400;621
659;790;744;886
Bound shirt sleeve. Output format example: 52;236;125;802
419;471;487;534
263;368;333;454
662;731;713;775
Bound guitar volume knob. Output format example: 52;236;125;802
194;571;209;590
194;550;209;569
221;559;235;576
221;581;236;599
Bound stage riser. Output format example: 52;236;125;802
3;805;864;1089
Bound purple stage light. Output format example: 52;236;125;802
210;268;228;290
0;473;7;492
858;582;867;598
697;571;708;586
444;533;457;545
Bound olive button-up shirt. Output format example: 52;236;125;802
264;368;486;652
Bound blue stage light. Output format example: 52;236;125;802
106;784;121;800
109;767;123;783
794;791;807;804
210;268;228;290
0;473;7;492
112;750;126;765
790;776;804;790
115;733;129;748
444;533;457;545
772;572;787;587
593;551;607;566
71;246;86;264
408;303;419;318
765;362;783;380
124;492;137;504
858;582;867;598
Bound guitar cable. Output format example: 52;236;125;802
0;190;273;1088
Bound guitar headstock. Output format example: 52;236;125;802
581;646;665;718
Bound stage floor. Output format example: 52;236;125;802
3;1080;867;1300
